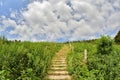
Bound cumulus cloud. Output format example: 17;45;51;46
0;16;16;31
0;0;120;42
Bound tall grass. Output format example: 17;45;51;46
0;41;62;80
67;38;120;80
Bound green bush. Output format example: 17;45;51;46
115;30;120;44
97;36;113;54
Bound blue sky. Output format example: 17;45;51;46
0;0;29;39
0;0;120;42
0;0;29;17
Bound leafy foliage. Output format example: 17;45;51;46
67;38;120;80
97;36;113;54
67;42;97;80
0;41;61;80
115;30;120;44
0;36;9;44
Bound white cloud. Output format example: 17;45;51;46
0;0;120;42
0;16;17;30
10;11;17;18
107;12;120;32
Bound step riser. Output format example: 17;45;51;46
51;65;67;68
53;57;66;59
50;69;67;71
52;60;65;61
52;62;66;64
48;71;69;75
47;75;71;80
51;65;67;67
48;73;69;75
52;60;66;61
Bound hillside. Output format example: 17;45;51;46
0;36;120;80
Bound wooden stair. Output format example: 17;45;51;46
45;45;71;80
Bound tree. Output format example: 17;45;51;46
115;30;120;44
97;36;113;54
0;36;8;44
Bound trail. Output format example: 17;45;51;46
46;45;71;80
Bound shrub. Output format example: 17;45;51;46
115;30;120;44
97;36;113;54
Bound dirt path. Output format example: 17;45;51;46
46;45;71;80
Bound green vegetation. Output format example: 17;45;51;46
67;36;120;80
0;36;8;44
1;35;120;80
97;36;113;54
0;38;62;80
115;30;120;44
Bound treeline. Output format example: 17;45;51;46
65;30;120;44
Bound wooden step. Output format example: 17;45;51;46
47;75;71;80
53;58;66;60
50;67;67;71
53;57;66;59
54;59;66;61
48;71;69;75
52;62;66;64
52;60;66;62
51;64;67;67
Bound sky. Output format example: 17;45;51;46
0;0;120;42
